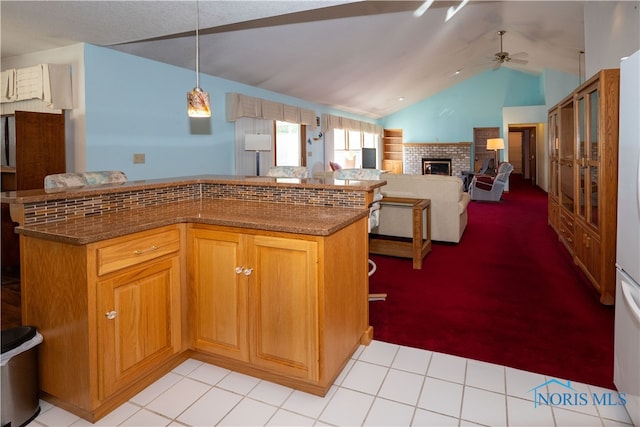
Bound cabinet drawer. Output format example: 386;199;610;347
97;228;180;276
559;210;574;246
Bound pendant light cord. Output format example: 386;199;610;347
195;0;200;88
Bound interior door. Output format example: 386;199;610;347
509;126;538;185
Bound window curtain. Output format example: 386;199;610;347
321;113;383;136
283;104;299;123
261;99;283;121
226;93;317;129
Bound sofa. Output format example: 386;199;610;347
376;174;470;243
315;170;470;243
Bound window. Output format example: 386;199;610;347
333;129;379;168
275;121;303;166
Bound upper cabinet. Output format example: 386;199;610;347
547;69;620;305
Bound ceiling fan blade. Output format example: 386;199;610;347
510;58;529;65
510;51;528;58
492;61;501;71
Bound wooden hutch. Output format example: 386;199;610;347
548;69;620;305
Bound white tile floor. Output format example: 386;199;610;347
30;340;634;427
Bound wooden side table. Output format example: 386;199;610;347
369;197;432;269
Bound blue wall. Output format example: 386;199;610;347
381;67;545;142
84;44;577;180
84;44;372;180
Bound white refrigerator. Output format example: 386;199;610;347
615;48;640;427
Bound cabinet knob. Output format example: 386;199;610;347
243;268;253;276
105;310;118;320
235;266;244;274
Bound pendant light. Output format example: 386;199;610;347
187;0;211;117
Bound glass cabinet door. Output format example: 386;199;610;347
548;110;559;198
578;97;586;218
559;100;575;212
588;89;600;227
576;84;600;228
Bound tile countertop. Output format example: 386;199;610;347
0;174;385;204
16;199;370;244
8;174;385;244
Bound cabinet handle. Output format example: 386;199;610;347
235;266;244;274
243;268;254;276
134;245;159;255
105;310;118;320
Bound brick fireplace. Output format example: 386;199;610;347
403;143;472;177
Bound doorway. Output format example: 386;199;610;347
508;126;537;185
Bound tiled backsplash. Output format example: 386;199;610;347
22;182;369;226
403;143;472;177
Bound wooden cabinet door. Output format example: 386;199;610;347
97;256;181;399
189;228;249;361
249;235;319;380
575;224;602;288
382;160;403;174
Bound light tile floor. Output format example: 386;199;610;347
30;340;634;427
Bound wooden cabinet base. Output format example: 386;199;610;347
39;353;188;423
186;340;362;397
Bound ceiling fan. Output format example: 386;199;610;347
492;30;528;70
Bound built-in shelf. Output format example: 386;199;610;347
382;129;403;174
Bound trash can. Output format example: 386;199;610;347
1;326;43;427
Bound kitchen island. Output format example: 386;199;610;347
2;175;383;422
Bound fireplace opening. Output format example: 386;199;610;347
422;158;452;176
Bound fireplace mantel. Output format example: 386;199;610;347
402;142;472;177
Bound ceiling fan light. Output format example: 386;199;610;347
187;87;211;117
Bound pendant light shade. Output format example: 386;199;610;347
187;87;210;117
187;0;211;118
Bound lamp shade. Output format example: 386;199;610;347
187;87;211;117
486;138;505;150
245;134;272;151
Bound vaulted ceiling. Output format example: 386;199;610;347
1;1;587;118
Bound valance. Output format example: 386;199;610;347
226;93;317;129
321;113;382;135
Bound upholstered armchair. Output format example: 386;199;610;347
266;166;309;178
469;162;513;201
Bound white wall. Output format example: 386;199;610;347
2;44;86;171
584;2;640;79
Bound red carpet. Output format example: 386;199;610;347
369;174;616;390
